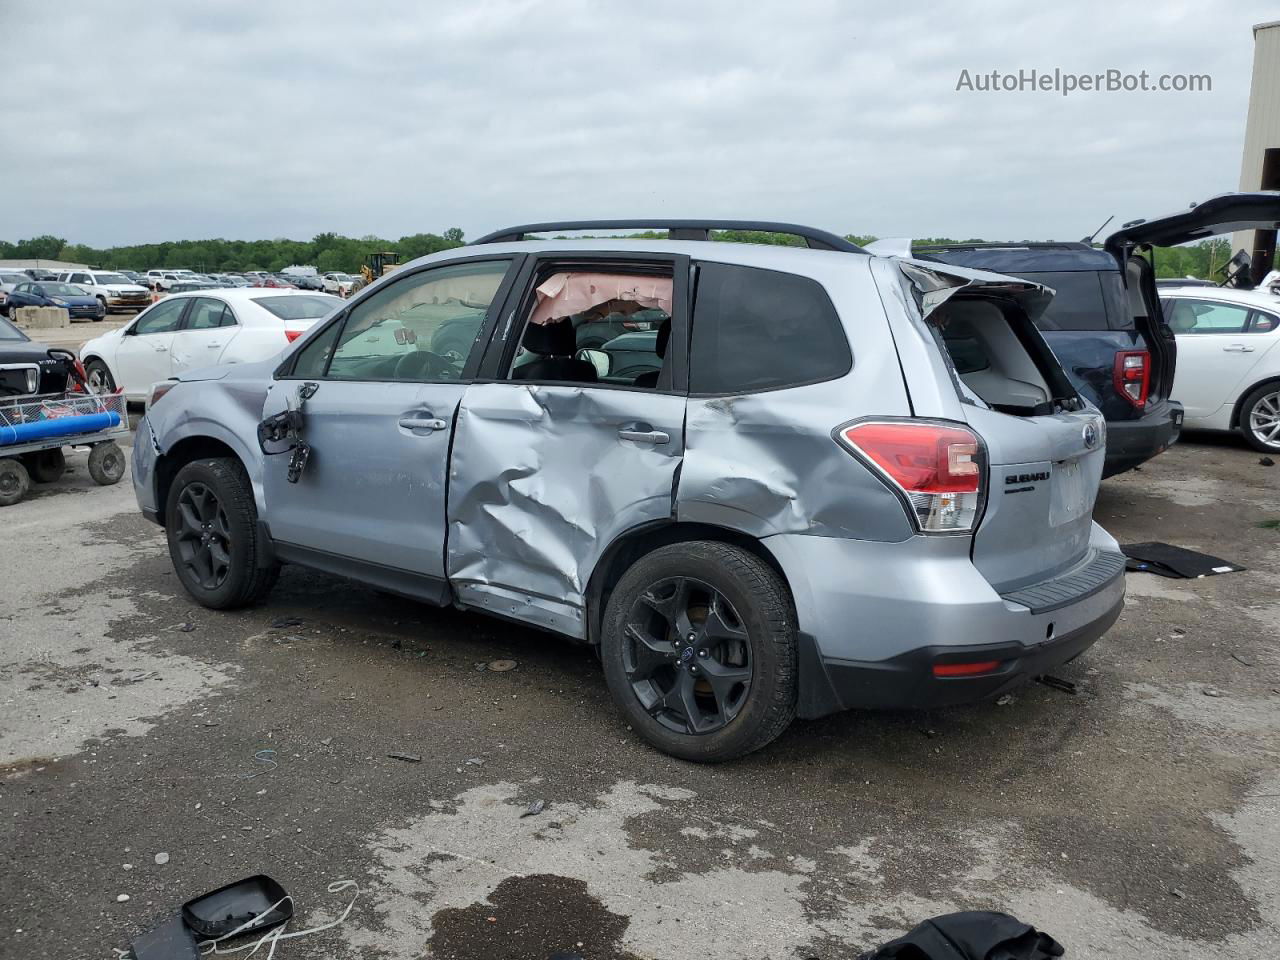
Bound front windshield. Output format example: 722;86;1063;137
93;273;130;284
0;316;29;341
42;283;88;297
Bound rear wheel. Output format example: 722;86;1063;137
1240;383;1280;453
25;448;66;483
88;441;126;485
165;457;279;608
0;458;31;506
600;541;797;762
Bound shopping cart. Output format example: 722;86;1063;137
0;388;130;506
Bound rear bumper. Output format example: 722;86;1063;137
763;524;1126;719
1103;399;1182;477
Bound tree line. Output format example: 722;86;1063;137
0;229;1251;281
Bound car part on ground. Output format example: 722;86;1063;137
1120;541;1245;578
134;219;1130;761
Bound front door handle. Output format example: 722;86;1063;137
398;417;447;431
1222;344;1255;353
154;344;169;352
207;341;222;348
618;427;670;444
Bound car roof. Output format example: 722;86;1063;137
157;287;341;303
1159;285;1280;307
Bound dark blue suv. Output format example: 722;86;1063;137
918;242;1180;476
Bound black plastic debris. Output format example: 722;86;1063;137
1260;456;1275;467
857;911;1063;960
128;915;199;960
1121;542;1245;579
182;874;292;940
387;752;422;763
1036;675;1077;695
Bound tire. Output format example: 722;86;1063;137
96;296;108;316
600;541;797;762
0;458;31;506
165;457;279;609
87;441;126;485
1239;382;1280;453
84;358;116;394
25;448;66;483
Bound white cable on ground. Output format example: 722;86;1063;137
198;879;360;960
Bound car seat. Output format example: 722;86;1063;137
511;316;598;383
632;317;671;388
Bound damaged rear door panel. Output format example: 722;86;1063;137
445;253;690;638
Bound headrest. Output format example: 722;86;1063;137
654;317;671;359
522;316;577;356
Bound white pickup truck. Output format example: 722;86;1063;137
57;269;152;313
145;269;200;292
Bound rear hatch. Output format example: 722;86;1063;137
895;260;1107;592
1106;191;1280;400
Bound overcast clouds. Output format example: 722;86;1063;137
2;0;1274;246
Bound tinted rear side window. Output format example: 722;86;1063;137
690;263;850;394
1019;270;1131;332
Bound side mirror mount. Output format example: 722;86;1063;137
577;348;610;377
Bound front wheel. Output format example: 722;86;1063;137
165;457;279;609
84;358;116;394
1240;383;1280;453
600;541;797;762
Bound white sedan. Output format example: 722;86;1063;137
80;288;341;400
1162;284;1280;452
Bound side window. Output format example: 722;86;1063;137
185;298;231;330
134;298;186;334
290;320;343;379
1249;310;1278;334
1169;299;1250;334
690;262;851;394
507;268;674;388
326;260;510;382
72;273;91;284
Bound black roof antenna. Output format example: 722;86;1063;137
1081;215;1114;245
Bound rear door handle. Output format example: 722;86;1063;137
398;417;447;431
618;427;670;444
1223;344;1255;353
207;341;222;348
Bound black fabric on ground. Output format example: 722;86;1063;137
1121;542;1245;578
857;911;1064;960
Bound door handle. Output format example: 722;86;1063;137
398;417;447;431
207;341;222;348
154;344;169;352
1222;344;1255;353
618;427;670;444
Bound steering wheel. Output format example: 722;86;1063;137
393;349;455;381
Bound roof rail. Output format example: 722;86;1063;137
471;220;867;253
911;240;1094;252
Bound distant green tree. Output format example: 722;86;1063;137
13;235;67;259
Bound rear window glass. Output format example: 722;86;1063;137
1018;270;1132;332
251;295;340;320
690;262;850;394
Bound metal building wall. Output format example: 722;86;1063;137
1233;20;1280;278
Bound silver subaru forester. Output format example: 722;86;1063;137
132;220;1124;762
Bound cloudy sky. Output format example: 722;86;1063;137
4;1;1275;246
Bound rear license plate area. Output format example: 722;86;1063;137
1048;460;1092;526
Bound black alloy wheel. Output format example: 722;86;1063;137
622;575;753;735
173;481;233;590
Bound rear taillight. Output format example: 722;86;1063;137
837;420;984;534
284;329;304;343
933;660;1002;678
1113;350;1150;408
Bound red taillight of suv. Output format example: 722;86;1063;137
1113;350;1150;408
836;421;984;533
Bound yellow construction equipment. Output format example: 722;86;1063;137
358;251;401;289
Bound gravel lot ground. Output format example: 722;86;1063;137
1;429;1277;959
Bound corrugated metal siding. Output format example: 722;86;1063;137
1232;22;1280;254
